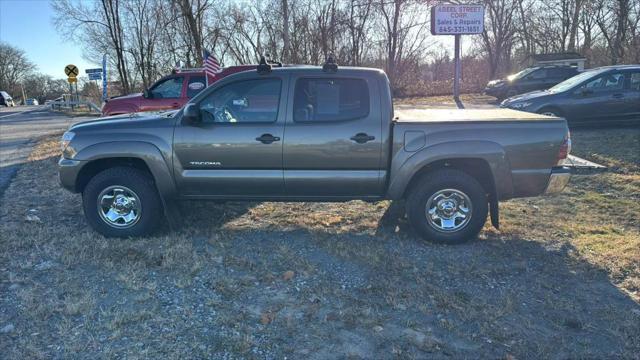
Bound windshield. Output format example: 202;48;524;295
548;69;607;93
507;68;538;81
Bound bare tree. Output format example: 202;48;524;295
481;0;517;78
0;43;35;96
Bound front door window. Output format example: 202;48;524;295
150;77;184;98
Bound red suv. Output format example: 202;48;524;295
101;65;255;116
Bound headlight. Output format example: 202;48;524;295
509;102;532;109
61;131;75;151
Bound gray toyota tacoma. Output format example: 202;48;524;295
58;61;603;243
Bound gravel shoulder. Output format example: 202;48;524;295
0;124;638;358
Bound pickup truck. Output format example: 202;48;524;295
58;61;602;244
101;65;255;116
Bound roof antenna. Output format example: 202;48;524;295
322;54;338;73
257;55;272;74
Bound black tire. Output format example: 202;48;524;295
406;169;488;244
538;107;563;118
505;89;518;99
82;167;163;237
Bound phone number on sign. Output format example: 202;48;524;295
437;26;482;34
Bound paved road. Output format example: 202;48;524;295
0;106;91;193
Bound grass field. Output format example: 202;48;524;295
0;125;638;358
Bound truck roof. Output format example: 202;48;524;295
252;65;387;76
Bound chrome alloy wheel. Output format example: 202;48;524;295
97;185;142;228
425;189;473;232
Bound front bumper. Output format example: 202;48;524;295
484;87;505;98
544;155;607;194
58;157;85;193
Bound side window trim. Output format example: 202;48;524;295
292;76;371;123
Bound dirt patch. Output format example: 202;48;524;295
1;129;639;359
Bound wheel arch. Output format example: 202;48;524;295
387;141;512;229
72;142;178;224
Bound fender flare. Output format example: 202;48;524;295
386;140;513;201
74;141;178;221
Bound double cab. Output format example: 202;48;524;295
59;63;602;243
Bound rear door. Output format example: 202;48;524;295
282;74;384;197
622;70;640;122
173;75;287;197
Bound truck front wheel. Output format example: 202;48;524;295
406;169;488;244
82;167;163;237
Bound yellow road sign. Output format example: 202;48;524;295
67;76;77;83
65;64;79;77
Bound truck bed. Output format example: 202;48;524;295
394;108;561;123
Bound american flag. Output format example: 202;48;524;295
203;50;221;85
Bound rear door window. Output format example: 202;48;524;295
187;76;206;98
293;78;369;122
628;72;640;91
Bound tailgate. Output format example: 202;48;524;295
561;155;607;175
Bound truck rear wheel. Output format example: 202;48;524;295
82;167;163;237
406;169;488;244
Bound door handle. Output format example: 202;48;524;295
256;133;280;144
612;93;624;99
171;102;181;108
350;133;375;144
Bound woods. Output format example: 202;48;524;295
41;0;640;96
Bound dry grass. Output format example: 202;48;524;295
0;127;639;359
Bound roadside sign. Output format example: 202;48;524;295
67;77;77;83
88;73;102;80
102;54;108;101
65;64;79;77
85;68;102;74
430;4;485;103
430;4;484;35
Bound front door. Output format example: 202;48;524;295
141;75;185;112
173;76;287;197
282;75;384;197
566;71;627;125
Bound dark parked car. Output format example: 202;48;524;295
485;66;580;100
1;91;15;107
501;65;640;126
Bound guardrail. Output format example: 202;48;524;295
50;95;101;114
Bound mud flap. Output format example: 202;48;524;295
162;199;183;231
489;197;499;230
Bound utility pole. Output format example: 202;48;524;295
20;83;27;105
282;0;290;62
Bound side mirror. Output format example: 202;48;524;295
143;89;151;99
183;103;201;124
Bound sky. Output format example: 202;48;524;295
0;0;469;79
0;0;95;78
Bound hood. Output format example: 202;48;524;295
486;79;507;87
503;90;552;104
70;110;177;132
